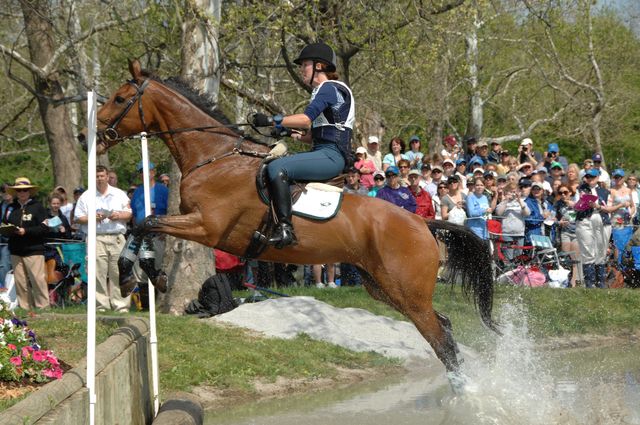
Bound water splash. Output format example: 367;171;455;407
440;299;639;425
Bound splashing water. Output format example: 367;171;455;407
441;300;640;425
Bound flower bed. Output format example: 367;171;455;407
0;302;64;384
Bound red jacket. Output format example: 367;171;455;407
410;187;435;219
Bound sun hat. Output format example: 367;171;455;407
612;168;625;178
531;182;544;189
385;166;400;176
483;171;497;178
468;156;484;167
356;146;367;154
585;169;600;178
443;135;457;146
550;162;563;170
443;159;455;167
520;138;533;146
73;186;85;194
497;174;507;181
136;161;155;172
409;135;421;143
373;170;385;179
537;167;548;174
367;136;379;144
477;141;489;148
408;169;421;177
592;153;603;162
455;159;467;166
518;178;532;187
7;177;38;196
548;143;559;153
431;165;444;172
473;167;485;174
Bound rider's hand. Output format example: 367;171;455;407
251;113;273;127
267;141;288;159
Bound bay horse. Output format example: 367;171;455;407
90;59;498;390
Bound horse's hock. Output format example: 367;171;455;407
0;317;201;425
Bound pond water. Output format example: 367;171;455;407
205;303;640;425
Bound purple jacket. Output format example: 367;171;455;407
376;186;417;213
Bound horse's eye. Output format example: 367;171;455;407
115;96;125;104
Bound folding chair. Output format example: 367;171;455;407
487;219;535;285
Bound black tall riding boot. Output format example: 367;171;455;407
268;170;297;249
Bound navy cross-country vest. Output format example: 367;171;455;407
310;80;356;163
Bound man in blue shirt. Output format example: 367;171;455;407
131;161;169;226
375;166;417;213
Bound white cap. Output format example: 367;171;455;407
520;138;533;146
473;167;484;174
356;146;367;154
368;136;379;144
443;159;455;166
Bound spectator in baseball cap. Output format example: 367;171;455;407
590;153;610;188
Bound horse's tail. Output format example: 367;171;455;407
426;219;499;333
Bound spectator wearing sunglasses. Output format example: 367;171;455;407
368;171;386;198
2;177;49;310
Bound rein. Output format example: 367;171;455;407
101;77;277;177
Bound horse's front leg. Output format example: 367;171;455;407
118;212;209;297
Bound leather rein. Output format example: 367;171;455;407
98;78;275;177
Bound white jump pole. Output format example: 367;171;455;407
140;134;161;415
86;91;98;425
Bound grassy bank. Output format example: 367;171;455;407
6;284;640;409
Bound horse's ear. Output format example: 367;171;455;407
128;59;143;81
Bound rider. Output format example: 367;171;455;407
251;42;355;248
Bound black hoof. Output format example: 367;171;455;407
152;271;168;293
120;274;138;298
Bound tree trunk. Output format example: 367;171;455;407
465;9;483;142
159;0;221;315
19;0;82;190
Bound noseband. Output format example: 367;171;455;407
101;79;150;141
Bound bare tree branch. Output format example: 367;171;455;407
220;77;284;114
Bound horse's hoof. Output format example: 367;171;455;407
153;272;168;293
446;371;468;395
120;275;138;298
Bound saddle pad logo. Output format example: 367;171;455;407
293;188;341;220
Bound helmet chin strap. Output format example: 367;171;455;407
308;61;318;86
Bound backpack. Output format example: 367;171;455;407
185;274;238;318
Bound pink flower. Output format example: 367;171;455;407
43;368;63;379
7;343;16;350
22;347;31;359
32;351;46;362
10;356;22;366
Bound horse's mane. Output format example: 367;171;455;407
141;69;261;143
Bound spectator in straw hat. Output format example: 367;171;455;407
2;177;50;309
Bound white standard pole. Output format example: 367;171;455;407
86;91;98;425
140;134;160;415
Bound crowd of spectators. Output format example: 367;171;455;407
339;134;640;289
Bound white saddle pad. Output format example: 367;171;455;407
292;185;343;220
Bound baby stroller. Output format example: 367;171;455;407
46;244;86;308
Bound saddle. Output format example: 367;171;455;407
244;162;345;258
254;162;345;204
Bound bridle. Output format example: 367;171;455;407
99;79;150;142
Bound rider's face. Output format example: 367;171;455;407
299;60;315;86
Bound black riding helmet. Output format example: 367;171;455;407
293;42;337;72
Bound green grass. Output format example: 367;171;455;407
4;284;639;408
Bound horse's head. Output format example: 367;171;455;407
78;59;152;154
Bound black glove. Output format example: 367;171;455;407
270;127;292;139
251;113;273;127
